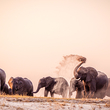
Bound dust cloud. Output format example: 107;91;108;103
55;54;83;84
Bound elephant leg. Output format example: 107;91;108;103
76;91;83;98
87;79;96;98
62;93;67;98
82;81;87;98
69;92;72;98
44;89;49;97
50;92;54;97
81;90;85;98
96;91;106;99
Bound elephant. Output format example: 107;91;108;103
8;77;33;96
0;68;6;94
69;78;85;98
73;55;108;98
33;76;69;98
71;71;108;99
2;84;11;95
106;78;110;97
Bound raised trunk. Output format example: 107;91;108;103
74;62;83;79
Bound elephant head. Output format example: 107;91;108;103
69;78;83;98
70;78;78;93
77;67;98;83
8;77;33;96
33;76;55;93
74;66;98;97
8;77;25;95
73;55;98;82
73;56;86;79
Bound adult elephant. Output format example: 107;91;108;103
73;55;108;98
8;77;33;96
70;71;108;99
0;68;6;94
33;76;69;98
106;78;110;97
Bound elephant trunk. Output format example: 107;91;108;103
74;62;83;79
74;56;86;78
69;88;72;98
33;85;41;93
69;86;75;98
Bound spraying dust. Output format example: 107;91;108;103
55;54;85;84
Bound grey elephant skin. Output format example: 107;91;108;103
2;84;11;95
8;77;33;96
33;76;69;98
73;55;108;98
69;78;84;98
106;78;110;97
70;71;108;99
0;69;6;94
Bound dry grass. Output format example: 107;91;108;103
0;95;110;110
105;102;110;107
0;95;109;103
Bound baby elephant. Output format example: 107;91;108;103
2;84;12;95
8;77;33;96
33;76;69;98
69;78;85;98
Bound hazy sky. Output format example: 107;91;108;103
0;0;110;96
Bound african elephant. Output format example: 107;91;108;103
106;78;110;97
73;56;105;97
2;84;11;95
33;76;69;98
0;69;6;94
69;78;85;98
8;77;33;96
71;71;108;99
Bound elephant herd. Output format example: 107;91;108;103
0;70;33;96
0;55;110;99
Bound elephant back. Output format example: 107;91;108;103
52;77;69;95
24;78;33;91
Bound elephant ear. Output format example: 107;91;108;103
45;76;54;88
86;67;98;82
8;77;14;89
86;73;93;82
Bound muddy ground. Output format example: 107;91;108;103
0;95;110;110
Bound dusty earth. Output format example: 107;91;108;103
0;95;110;110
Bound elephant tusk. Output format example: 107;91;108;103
78;78;80;80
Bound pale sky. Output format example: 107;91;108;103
0;0;110;96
